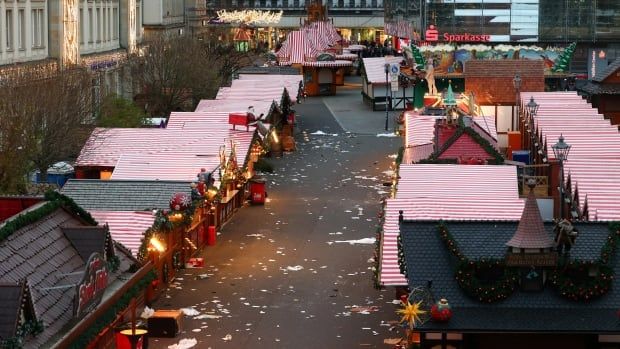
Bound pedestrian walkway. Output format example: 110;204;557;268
150;76;403;348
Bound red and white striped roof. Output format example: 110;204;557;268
404;113;436;148
110;152;221;181
276;30;321;64
362;56;406;84
303;21;341;48
302;60;352;68
384;21;413;39
520;91;620;220
335;53;358;61
196;99;275;117
381;164;524;286
216;85;285;103
92;210;155;257
237;74;303;98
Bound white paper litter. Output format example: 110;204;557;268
222;334;232;341
181;308;200;316
140;306;154;319
376;132;398;137
194;314;221;319
167;338;197;349
286;265;304;271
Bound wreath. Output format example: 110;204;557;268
455;259;519;303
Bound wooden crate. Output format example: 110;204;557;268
148;310;182;338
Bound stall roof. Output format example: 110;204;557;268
302;20;341;50
195;99;276;118
90;211;156;257
380;164;524;286
520;91;620;220
276;30;321;64
111;152;221;181
362;56;406;84
61;179;192;211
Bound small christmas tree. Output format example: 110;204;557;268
552;42;577;73
410;44;426;69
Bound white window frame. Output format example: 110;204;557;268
6;10;13;51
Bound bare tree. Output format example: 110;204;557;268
0;66;94;192
132;33;259;117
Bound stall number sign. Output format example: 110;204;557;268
74;252;109;317
390;64;400;92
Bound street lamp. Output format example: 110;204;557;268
525;96;539;117
384;63;390;131
513;74;521;130
552;134;572;219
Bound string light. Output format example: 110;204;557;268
216;9;283;25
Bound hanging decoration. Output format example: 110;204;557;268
430;299;453;322
169;192;192;212
216;9;283;25
397;300;427;330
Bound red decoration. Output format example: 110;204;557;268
430;298;453;322
169;192;191;211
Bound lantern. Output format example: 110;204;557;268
169;192;191;211
430;298;452;322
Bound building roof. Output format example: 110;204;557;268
276;30;321;64
506;185;554;248
593;57;620;83
61;179;191;211
89;211;156;257
519;92;620;220
399;220;618;332
0;204;133;347
578;82;620;95
0;283;23;339
380;164;524;286
362;56;405;84
433;117;502;162
61;226;110;262
236;66;303;75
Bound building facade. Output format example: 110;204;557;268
1;0;143;99
208;0;385;43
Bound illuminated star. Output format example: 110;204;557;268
397;300;426;329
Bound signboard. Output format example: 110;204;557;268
74;252;109;317
391;80;399;92
505;252;558;267
389;63;400;91
425;25;490;43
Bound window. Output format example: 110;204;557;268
113;8;118;39
89;8;94;42
96;8;101;42
18;10;25;50
32;9;45;48
79;9;83;44
103;7;107;41
6;10;13;50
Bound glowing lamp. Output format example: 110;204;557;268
150;237;166;252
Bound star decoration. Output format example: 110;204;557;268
397;300;426;330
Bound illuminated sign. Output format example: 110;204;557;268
425;25;439;41
425;26;490;42
74;253;108;317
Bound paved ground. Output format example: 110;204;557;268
150;76;403;349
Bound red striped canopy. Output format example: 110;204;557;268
380;164;524;286
91;211;156;257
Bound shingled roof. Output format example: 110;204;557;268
61;179;191;211
0;282;23;340
399;220;617;332
593;57;620;83
61;226;112;262
0;201;134;347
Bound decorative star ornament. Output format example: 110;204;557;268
397;300;426;330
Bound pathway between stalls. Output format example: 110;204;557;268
151;98;402;348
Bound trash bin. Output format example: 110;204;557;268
249;178;266;204
115;322;148;349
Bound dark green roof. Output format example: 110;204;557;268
61;179;191;211
400;220;620;332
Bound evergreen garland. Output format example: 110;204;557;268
429;119;504;164
67;270;157;349
0;191;97;243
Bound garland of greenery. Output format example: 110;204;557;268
417;158;458;164
0;191;97;243
428;118;504;165
397;233;406;276
549;222;620;301
438;223;518;302
137;210;174;262
455;258;519;303
395;146;404;166
67;270;157;349
107;255;121;273
372;199;388;290
0;319;45;348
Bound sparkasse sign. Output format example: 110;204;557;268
425;25;490;43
